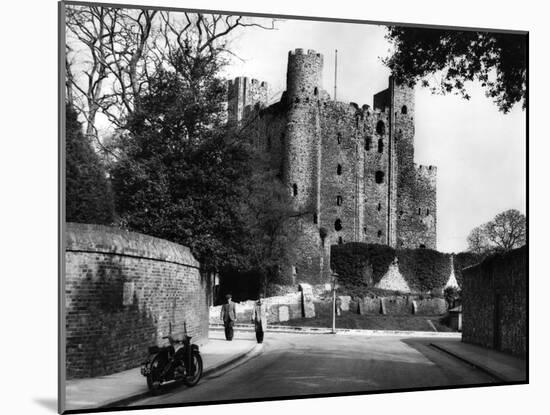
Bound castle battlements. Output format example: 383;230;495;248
289;48;322;57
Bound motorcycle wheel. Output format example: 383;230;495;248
182;351;203;387
147;354;167;395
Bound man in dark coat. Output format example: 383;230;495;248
220;293;237;340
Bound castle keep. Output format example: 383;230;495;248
228;48;437;284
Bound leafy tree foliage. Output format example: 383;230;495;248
111;62;297;277
65;105;115;225
467;209;526;254
384;27;527;113
111;68;246;271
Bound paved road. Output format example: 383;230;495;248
130;331;495;407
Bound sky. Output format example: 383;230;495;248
220;17;526;253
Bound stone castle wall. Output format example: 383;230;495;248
227;48;438;284
64;223;210;378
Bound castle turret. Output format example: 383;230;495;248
283;49;324;210
286;48;324;102
227;76;268;124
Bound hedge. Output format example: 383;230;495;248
330;243;395;288
397;248;451;293
331;243;452;293
453;252;484;287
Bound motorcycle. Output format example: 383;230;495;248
141;334;203;394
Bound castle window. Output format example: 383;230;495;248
401;105;408;114
293;183;298;197
336;195;343;206
267;136;271;150
419;244;426;249
337;164;342;175
338;237;343;245
334;219;342;231
378;139;384;153
337;132;342;144
314;87;319;96
418;208;421;215
377;202;381;211
377;230;382;237
376;120;385;135
426;209;430;216
365;136;372;151
375;171;384;184
363;227;367;235
313;213;318;224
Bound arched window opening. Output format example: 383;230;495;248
338;237;343;245
377;202;381;211
293;183;298;197
401;105;408;114
365;136;372;151
334;219;342;232
363;227;367;235
313;213;318;224
337;132;342;144
314;87;319;96
337;164;342;175
426;209;430;216
418;208;421;215
375;171;384;184
378;139;384;153
377;230;382;237
336;195;343;206
376;120;385;135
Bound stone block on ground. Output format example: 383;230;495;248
299;283;316;318
338;295;351;311
416;298;447;315
382;296;410;315
361;297;381;315
278;305;290;322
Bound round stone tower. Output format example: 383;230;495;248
283;49;324;211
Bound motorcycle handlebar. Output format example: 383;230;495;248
161;335;191;343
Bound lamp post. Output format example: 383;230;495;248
331;272;339;334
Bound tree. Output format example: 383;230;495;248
466;225;491;255
110;66;249;272
383;27;527;113
65;105;115;225
65;4;276;136
241;154;299;295
467;209;526;254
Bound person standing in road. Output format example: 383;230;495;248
251;296;267;344
220;293;237;341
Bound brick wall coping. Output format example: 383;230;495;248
65;222;200;268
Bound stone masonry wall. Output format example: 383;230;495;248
462;246;527;357
65;223;209;378
230;49;438;285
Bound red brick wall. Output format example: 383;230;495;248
64;223;210;379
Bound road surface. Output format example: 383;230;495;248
130;331;495;407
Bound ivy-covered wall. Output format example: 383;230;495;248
462;246;527;357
